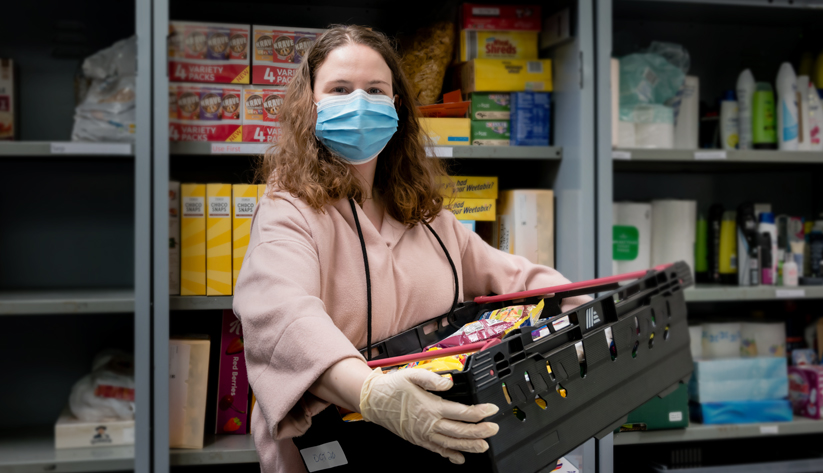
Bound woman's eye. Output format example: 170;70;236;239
367;88;384;95
331;87;348;94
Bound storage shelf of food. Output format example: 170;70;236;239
0;142;134;157
613;416;823;446
613;149;823;164
683;284;822;302
169;142;563;160
170;295;233;311
0;289;135;315
0;427;134;473
170;434;258;466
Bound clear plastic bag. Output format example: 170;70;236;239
68;350;135;422
82;36;137;80
619;42;690;121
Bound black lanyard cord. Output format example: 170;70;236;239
349;199;459;361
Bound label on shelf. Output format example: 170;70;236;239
694;151;727;160
668;411;683;422
299;441;348;472
211;143;269;155
426;146;454;158
759;425;779;435
612;150;631;160
776;289;805;299
50;142;132;155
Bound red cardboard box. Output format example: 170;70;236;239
252;25;326;85
215;310;250;434
169;21;251;84
169;83;243;141
242;86;285;142
461;4;542;31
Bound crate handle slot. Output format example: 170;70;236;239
604;327;617;361
535;395;548;410
524;371;535;392
502;383;512;404
556;383;567;398
546;360;555;381
513;406;527;422
648;332;655;349
422;320;439;335
664;324;670;340
575;342;587;378
632;340;639;358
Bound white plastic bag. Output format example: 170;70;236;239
82;37;137;80
68;350;135;422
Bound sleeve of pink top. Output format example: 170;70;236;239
232;197;363;440
451;215;591;313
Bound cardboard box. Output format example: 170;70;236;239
471;120;510;145
206;184;232;296
252;25;326;85
511;91;550;146
689;357;789;403
438;176;498;199
691;399;792;424
215;310;250;434
169;337;211;449
181;184;206;295
169;21;250;84
169;83;243;142
242;86;286;143
0;59;16;140
789;365;823;419
461;59;552;93
444;198;496;221
470;93;510;120
258;184;268;200
232;184;257;288
419;118;470;146
619;383;688;432
461;4;542;31
460;31;538;61
496;190;554;267
55;407;135;449
169;181;181;295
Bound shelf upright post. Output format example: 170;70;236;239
135;0;153;472
595;0;613;281
152;0;171;471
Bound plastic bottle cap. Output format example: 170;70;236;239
786;253;795;263
759;212;775;224
722;90;737;101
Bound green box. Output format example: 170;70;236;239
470;93;511;120
471;120;510;146
618;383;689;432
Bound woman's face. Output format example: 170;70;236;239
313;43;393;103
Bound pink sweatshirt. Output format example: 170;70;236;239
233;190;589;473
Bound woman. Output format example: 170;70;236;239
233;25;589;473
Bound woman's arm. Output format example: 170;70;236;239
308;358;372;412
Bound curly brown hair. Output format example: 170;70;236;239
256;25;447;226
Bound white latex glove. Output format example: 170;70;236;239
359;367;499;464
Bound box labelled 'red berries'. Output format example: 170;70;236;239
251;25;326;85
169;83;243;141
169;21;251;84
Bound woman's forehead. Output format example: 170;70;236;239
316;44;391;82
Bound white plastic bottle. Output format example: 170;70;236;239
720;90;739;150
784;253;799;286
776;62;799;150
797;75;812;150
806;77;823;150
736;69;756;150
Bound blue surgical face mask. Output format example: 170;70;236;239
314;89;399;164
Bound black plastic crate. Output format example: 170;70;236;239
295;262;695;473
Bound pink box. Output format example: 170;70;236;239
788;365;823;419
215;310;250;434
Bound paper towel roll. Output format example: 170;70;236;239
651;200;697;278
752;322;786;357
740;323;759;357
613;202;652;275
674;75;699;149
689;325;703;360
702;323;741;359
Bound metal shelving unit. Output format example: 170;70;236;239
614;417;823;446
684;285;822;302
169;141;564;160
0;289;135;315
0;428;134;473
170;435;258;466
0;141;133;157
612;148;823;164
170;295;233;311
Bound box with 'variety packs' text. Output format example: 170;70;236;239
169;21;250;84
169;83;243;141
232;185;257;288
181;184;206;295
207;184;232;296
252;25;326;85
242;87;286;143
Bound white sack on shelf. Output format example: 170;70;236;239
651;199;696;278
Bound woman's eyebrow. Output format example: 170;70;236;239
368;80;391;87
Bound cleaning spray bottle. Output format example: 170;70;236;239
737;69;756;150
776;62;799;150
752;82;777;149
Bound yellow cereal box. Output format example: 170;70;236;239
181;184;206;295
444;198;496;221
461;59;553;93
438;176;499;200
459;31;538;61
232;184;257;288
206;184;232;295
258;184;268;200
418;118;470;146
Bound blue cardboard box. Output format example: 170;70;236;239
692;357;787;382
511;92;550;146
691;399;792;424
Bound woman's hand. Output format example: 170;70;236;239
359;368;499;464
